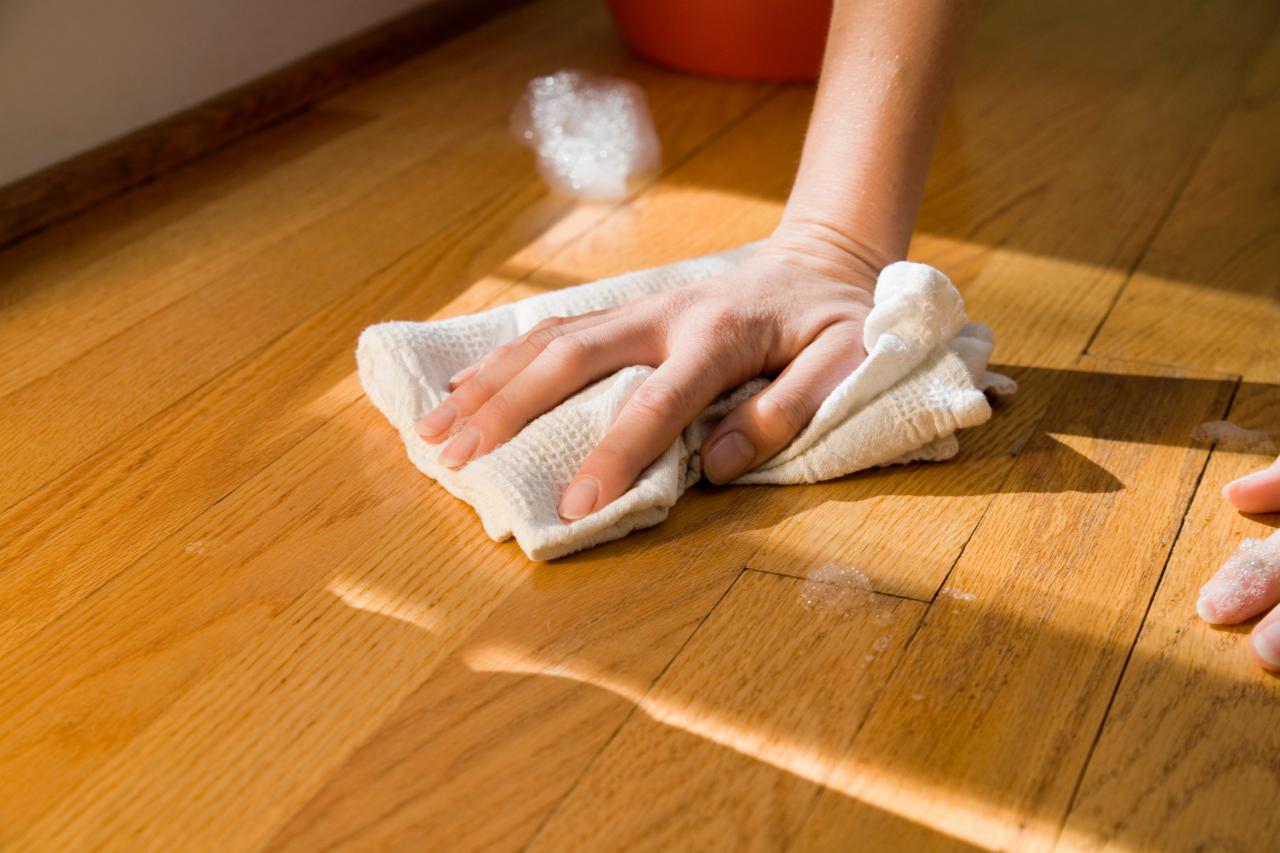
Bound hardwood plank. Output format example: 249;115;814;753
0;0;598;399
0;78;771;656
1;399;530;849
526;569;924;852
1057;382;1280;852
788;357;1233;851
0;119;533;512
266;484;781;851
1089;32;1280;384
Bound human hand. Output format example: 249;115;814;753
1198;456;1280;671
415;233;879;521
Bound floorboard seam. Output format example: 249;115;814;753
780;594;933;851
0;187;462;518
1050;375;1241;846
742;565;930;604
517;563;753;851
1081;26;1278;359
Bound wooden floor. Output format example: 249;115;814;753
2;0;1278;849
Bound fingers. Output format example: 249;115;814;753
1250;603;1280;672
700;320;865;484
558;352;727;520
1196;525;1280;673
1196;531;1280;626
1223;456;1280;513
438;320;655;468
1215;458;1280;671
417;310;612;441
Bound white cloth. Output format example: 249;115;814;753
357;243;1014;560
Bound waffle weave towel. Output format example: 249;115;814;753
357;243;1014;560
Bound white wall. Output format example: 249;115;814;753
0;0;436;186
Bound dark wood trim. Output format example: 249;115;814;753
0;0;528;249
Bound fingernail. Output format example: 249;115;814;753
1253;621;1280;668
1223;473;1255;498
439;427;479;469
1195;589;1224;624
417;402;457;438
704;431;755;484
447;366;475;389
558;477;600;520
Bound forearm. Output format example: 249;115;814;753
772;0;982;279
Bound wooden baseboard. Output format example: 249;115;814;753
0;0;528;249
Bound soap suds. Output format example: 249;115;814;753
798;563;874;617
939;587;976;601
510;69;660;199
1197;529;1280;624
1192;421;1276;455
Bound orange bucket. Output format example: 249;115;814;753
605;0;832;82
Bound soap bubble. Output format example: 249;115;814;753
511;69;661;200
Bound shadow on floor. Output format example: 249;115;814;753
305;512;1279;851
289;359;1280;847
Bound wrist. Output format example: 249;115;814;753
760;217;895;291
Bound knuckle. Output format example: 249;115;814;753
544;334;592;369
628;379;691;422
581;442;636;486
758;388;811;440
654;290;690;315
699;302;742;336
451;375;493;413
477;390;515;426
525;325;564;352
530;315;566;333
479;346;508;368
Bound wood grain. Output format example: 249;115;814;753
790;358;1234;852
1088;31;1280;384
1057;383;1280;852
4;400;531;850
1;0;1277;848
0;0;610;401
267;483;782;851
527;570;924;852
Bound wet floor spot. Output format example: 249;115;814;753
1193;420;1276;455
797;563;875;617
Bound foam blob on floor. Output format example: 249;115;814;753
1192;420;1276;455
1197;529;1280;625
510;69;660;199
797;563;874;618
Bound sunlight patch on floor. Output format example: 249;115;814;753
328;577;442;632
460;641;1109;852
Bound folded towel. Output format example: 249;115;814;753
357;243;1014;560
